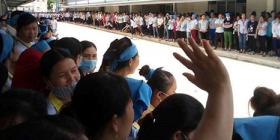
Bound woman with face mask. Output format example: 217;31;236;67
79;41;97;77
40;49;81;115
223;13;234;51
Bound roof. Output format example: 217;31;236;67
4;0;34;8
62;0;222;8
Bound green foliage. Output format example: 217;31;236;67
47;0;55;10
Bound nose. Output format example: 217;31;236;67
67;72;76;84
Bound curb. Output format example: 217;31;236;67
62;22;280;69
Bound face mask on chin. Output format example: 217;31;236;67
52;81;78;99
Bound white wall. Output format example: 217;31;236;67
20;0;48;12
176;2;208;14
105;6;119;13
246;0;267;17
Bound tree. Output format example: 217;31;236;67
47;0;55;10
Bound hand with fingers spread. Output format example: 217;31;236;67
173;38;233;140
173;38;231;94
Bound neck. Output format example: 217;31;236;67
115;68;130;77
97;128;114;140
151;93;160;107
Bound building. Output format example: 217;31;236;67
17;0;48;12
61;0;280;16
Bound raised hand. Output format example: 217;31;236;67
173;38;233;140
173;38;231;94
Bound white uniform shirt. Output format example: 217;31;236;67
189;19;198;30
199;20;209;32
152;17;158;27
272;20;279;38
238;19;249;34
215;18;224;33
157;17;164;26
257;22;268;36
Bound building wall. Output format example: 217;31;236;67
131;5;161;13
19;0;48;12
105;6;119;13
277;0;280;11
267;0;275;12
246;0;267;17
176;2;208;14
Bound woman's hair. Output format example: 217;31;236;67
137;94;204;140
63;72;131;139
99;37;137;72
139;65;175;93
0;115;86;140
53;37;82;61
0;63;8;92
249;87;280;116
40;49;74;79
80;41;97;53
16;13;37;32
0;89;48;130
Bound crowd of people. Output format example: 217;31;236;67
0;10;279;140
50;10;280;57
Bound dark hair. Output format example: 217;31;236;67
0;89;48;130
65;72;131;139
53;37;82;61
40;49;74;79
250;87;280;116
137;94;204;140
0;63;8;92
99;37;137;72
16;13;37;32
80;41;97;53
0;115;86;140
277;12;280;19
139;65;175;93
250;11;256;17
0;33;3;59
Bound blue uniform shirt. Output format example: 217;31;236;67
126;77;152;121
234;116;280;140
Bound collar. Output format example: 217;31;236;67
48;93;64;112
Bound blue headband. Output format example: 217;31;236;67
145;68;155;80
39;24;48;35
111;43;138;71
45;37;55;43
7;14;20;27
0;30;13;62
31;40;51;53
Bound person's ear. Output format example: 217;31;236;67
154;90;162;101
128;58;133;67
44;78;53;90
171;130;183;140
111;114;119;134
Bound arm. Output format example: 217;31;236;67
173;38;233;140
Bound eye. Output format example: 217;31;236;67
58;73;66;78
71;67;78;73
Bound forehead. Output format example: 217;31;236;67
52;58;76;74
83;47;97;54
